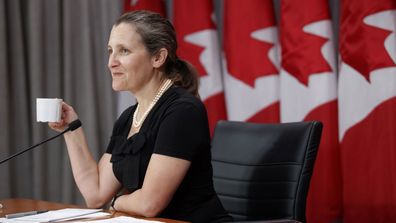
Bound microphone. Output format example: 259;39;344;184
0;119;82;165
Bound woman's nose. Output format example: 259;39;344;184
108;54;120;68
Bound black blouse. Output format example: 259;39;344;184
106;86;231;222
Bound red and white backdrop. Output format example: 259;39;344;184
280;0;342;222
339;0;396;222
222;0;280;124
124;0;396;222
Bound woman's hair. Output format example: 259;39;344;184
114;10;200;97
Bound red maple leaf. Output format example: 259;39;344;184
280;0;333;86
173;0;215;77
340;0;396;82
224;0;278;87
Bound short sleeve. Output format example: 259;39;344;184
154;102;207;161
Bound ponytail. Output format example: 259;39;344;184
166;58;200;98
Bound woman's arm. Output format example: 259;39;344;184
113;153;190;217
64;129;121;207
49;102;121;207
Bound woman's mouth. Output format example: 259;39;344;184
112;72;124;77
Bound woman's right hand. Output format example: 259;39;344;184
48;102;79;132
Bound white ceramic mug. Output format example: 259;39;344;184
36;98;63;122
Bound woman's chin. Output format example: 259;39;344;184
112;83;124;91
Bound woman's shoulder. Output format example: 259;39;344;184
169;86;205;107
166;86;206;114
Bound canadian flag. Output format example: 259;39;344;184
124;0;166;16
223;0;280;123
280;0;342;222
339;0;396;222
173;0;227;134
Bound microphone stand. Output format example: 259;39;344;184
0;120;82;165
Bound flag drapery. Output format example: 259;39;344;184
223;0;280;123
339;0;396;222
280;0;342;222
122;1;396;222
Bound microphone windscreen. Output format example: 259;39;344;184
68;119;82;131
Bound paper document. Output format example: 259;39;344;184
6;208;102;222
0;218;32;222
0;212;109;223
55;212;110;221
73;216;164;223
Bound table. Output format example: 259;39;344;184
0;198;185;222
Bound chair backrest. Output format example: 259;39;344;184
211;121;323;222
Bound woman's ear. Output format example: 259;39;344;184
152;48;168;68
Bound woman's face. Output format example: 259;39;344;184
107;23;154;93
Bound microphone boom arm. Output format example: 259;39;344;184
0;119;82;165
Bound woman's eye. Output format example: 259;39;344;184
121;48;129;55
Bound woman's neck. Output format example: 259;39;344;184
131;77;172;130
134;77;164;110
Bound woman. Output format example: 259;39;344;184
49;10;232;222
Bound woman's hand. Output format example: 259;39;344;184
48;102;79;132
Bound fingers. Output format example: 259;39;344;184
61;102;73;112
48;120;66;132
48;101;79;132
48;119;64;127
61;102;79;123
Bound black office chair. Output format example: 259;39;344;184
211;121;323;222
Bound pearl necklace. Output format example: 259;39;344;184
133;79;172;128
